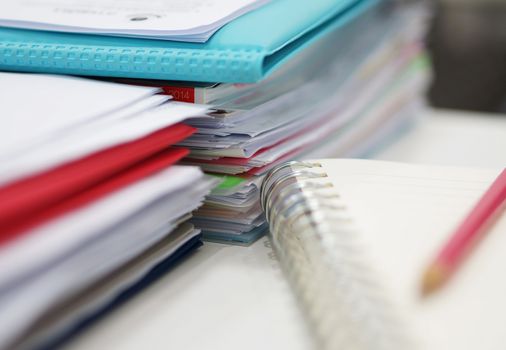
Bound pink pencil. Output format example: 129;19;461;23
421;168;506;296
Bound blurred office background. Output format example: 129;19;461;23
428;0;506;113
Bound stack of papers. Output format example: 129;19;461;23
13;1;431;248
173;1;431;244
0;0;433;347
97;0;431;245
0;73;218;349
0;0;269;42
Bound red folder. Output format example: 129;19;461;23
0;123;195;244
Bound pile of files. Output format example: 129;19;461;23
0;0;433;247
0;0;432;345
175;1;431;244
57;0;431;245
0;73;217;349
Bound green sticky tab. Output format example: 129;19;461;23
210;174;246;190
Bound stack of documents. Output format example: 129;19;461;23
0;0;432;246
0;0;434;346
0;73;217;349
57;0;431;245
177;1;432;244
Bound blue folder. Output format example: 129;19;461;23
0;0;377;83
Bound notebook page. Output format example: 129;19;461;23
314;159;505;350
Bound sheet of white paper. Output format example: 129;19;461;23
0;73;159;158
0;0;269;42
0;101;209;184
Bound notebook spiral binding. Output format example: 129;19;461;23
261;161;415;350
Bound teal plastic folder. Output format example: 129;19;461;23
0;0;377;83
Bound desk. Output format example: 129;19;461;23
67;109;506;350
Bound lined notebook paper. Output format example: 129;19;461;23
261;159;506;350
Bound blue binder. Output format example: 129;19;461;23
0;0;377;83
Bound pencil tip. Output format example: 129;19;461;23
421;264;449;297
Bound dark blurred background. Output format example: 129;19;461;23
428;0;506;113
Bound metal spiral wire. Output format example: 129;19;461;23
261;161;416;350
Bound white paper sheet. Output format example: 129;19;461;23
0;0;269;42
0;101;209;184
0;73;159;158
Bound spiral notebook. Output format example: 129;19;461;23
261;159;506;350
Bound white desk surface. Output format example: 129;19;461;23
67;109;506;350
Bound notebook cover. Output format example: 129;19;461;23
0;0;377;83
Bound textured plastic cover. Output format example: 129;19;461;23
0;0;377;83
